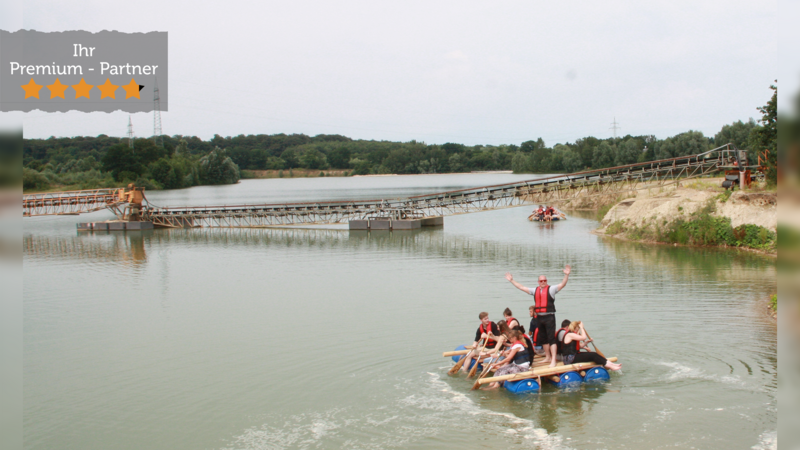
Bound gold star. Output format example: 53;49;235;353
21;78;44;99
122;78;141;99
47;78;69;99
71;78;94;99
97;78;119;99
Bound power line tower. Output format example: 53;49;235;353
609;117;621;139
127;115;134;149
153;77;163;147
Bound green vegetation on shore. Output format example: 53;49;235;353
604;199;776;252
23;85;777;192
769;294;777;312
24;138;239;192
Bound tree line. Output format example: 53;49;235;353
24;137;239;191
23;85;777;191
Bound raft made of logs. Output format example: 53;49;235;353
446;344;615;393
476;358;617;386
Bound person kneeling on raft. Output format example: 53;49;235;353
560;321;622;371
512;324;536;366
483;329;531;389
461;312;501;373
555;319;572;361
503;307;520;330
494;320;513;348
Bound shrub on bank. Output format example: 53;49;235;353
23;167;51;191
24;167;118;191
597;203;614;222
604;199;776;251
661;201;775;250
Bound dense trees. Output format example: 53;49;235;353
199;147;240;185
749;84;777;185
22;86;777;191
24;136;236;192
715;119;756;153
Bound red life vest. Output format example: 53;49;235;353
533;285;555;313
555;327;569;354
479;322;497;348
506;316;518;328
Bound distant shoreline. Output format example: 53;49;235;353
241;169;515;179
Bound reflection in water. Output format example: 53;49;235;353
601;238;776;283
139;227;588;268
24;227;777;292
24;231;150;265
507;385;607;436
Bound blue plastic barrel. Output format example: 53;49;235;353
451;345;467;363
505;378;540;394
583;367;610;383
451;346;482;371
551;371;583;388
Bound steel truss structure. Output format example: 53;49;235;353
23;188;125;217
23;145;750;228
142;149;727;228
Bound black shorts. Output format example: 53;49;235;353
536;314;557;345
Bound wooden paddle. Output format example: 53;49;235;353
471;351;500;390
449;338;483;375
582;327;606;358
467;336;490;378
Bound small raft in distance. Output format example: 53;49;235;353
527;208;567;222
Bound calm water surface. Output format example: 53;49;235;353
23;175;777;449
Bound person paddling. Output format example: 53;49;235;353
461;312;500;374
555;319;571;359
505;265;571;368
512;324;536;365
561;320;621;371
483;330;531;389
503;308;519;330
529;205;545;221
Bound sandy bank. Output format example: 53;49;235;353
586;178;776;256
596;183;776;232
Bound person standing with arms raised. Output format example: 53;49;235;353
505;265;571;368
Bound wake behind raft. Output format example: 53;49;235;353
443;345;616;393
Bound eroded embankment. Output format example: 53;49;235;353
588;181;776;254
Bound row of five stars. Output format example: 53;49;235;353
21;78;144;100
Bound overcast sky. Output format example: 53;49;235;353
1;0;779;146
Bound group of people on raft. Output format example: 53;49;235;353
528;205;565;222
459;264;622;389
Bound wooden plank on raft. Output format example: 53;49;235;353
476;357;618;385
442;347;476;357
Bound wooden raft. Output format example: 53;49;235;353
476;357;618;385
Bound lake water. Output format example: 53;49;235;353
23;174;777;449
